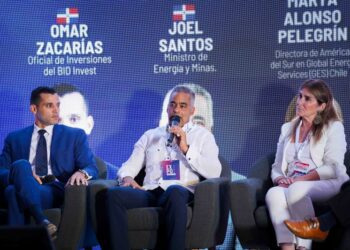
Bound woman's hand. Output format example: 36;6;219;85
274;170;320;187
275;176;294;187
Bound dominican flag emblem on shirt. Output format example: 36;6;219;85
172;4;195;21
56;8;79;24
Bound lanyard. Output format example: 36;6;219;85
294;123;310;160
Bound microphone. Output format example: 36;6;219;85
167;115;180;146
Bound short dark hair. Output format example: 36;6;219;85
30;86;56;106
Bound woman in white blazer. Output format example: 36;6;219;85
265;79;348;250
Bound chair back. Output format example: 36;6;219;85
248;152;275;181
95;156;107;179
219;155;232;179
344;150;350;176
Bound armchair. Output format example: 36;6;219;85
79;156;120;250
89;161;231;250
230;150;350;250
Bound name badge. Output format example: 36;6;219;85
292;161;310;177
161;160;180;180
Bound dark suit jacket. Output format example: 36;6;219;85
0;124;98;183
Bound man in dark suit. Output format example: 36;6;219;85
0;86;98;238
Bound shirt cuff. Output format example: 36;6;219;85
79;169;92;180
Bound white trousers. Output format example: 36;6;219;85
265;179;345;249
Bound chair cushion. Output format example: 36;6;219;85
127;206;193;230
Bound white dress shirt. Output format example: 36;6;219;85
29;124;54;175
118;121;222;192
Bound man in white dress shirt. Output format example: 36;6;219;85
160;83;245;250
103;85;222;250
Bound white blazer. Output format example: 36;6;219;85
271;119;349;183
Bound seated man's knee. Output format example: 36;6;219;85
106;187;129;204
10;160;31;175
165;185;190;202
9;160;32;183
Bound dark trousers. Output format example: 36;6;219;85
324;180;350;249
0;168;9;208
101;185;194;250
329;179;350;227
5;159;64;225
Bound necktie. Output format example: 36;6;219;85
35;129;48;176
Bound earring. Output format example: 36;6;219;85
313;111;322;125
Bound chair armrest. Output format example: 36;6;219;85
230;178;270;248
55;184;87;250
186;177;230;248
88;180;118;231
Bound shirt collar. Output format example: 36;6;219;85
182;121;194;133
33;124;54;135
